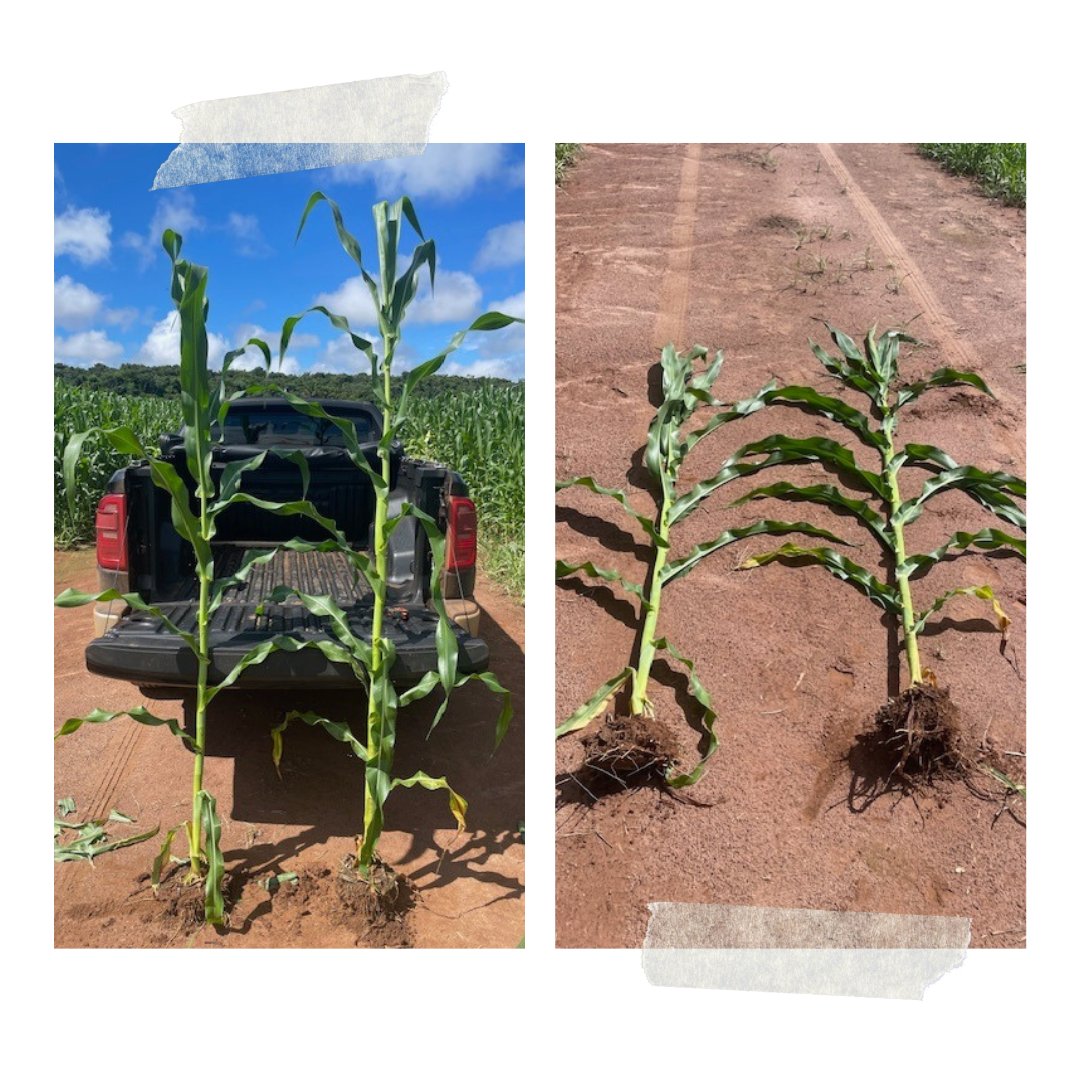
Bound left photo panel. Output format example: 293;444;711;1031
54;143;525;947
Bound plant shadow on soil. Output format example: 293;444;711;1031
151;605;525;939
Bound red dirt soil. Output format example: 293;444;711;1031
54;548;524;948
556;144;1025;949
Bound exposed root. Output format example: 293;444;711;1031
336;854;415;946
578;712;680;796
875;683;967;782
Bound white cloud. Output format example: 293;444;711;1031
54;276;139;331
55;207;111;265
54;330;123;366
474;220;525;270
54;276;104;329
313;277;377;327
133;312;230;368
409;269;482;323
123;191;205;268
227;212;272;257
490;290;525;319
309;333;381;375
441;356;523;380
312;265;481;327
102;306;139;331
330;144;516;202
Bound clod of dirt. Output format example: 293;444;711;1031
874;684;968;782
337;854;415;947
134;865;236;933
579;713;680;795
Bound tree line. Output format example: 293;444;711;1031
54;362;521;401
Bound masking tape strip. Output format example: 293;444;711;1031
643;903;970;999
153;72;448;188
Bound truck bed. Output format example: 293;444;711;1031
87;545;488;690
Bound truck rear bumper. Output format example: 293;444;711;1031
86;614;489;691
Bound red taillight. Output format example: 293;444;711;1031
446;496;477;572
95;494;128;572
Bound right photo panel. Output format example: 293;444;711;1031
554;143;1026;950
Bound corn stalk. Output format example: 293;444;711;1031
55;230;322;924
266;194;516;883
723;324;1025;687
556;344;850;785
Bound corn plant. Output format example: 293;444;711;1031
556;344;849;786
54;230;318;925
265;193;517;889
725;324;1025;705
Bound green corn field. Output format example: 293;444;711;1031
54;382;183;546
54;376;524;597
400;382;525;598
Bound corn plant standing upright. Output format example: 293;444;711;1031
726;325;1026;776
556;344;848;789
269;193;516;891
55;230;307;925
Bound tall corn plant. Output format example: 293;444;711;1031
267;194;517;886
722;324;1025;691
556;344;849;785
54;230;316;924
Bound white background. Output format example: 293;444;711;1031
10;2;1073;1074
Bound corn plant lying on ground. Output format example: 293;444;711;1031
266;193;516;900
556;344;848;791
55;231;313;926
726;324;1026;781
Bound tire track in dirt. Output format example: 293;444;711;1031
653;143;702;349
57;721;146;898
817;143;983;372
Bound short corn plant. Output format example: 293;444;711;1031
266;193;516;890
55;230;315;925
726;325;1026;772
556;344;848;787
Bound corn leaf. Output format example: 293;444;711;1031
914;584;1010;637
555;476;664;546
55;586;200;655
672;434;888;524
662;520;854;586
897;368;994;409
651;638;718;788
55;706;195;746
556;558;646;602
729;481;891;549
739;543;902;613
389;772;468;832
682;380;775;455
151;827;178;892
556;667;634;737
899;528;1026;578
762;385;886;451
271;711;369;779
196;791;225;926
895;466;1027;530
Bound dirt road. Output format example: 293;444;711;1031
556;144;1025;948
55;548;524;947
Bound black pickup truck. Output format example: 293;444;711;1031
87;398;488;692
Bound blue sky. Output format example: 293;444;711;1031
53;144;525;380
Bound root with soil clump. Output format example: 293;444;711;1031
336;854;415;946
874;683;970;783
134;865;236;933
579;712;680;795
